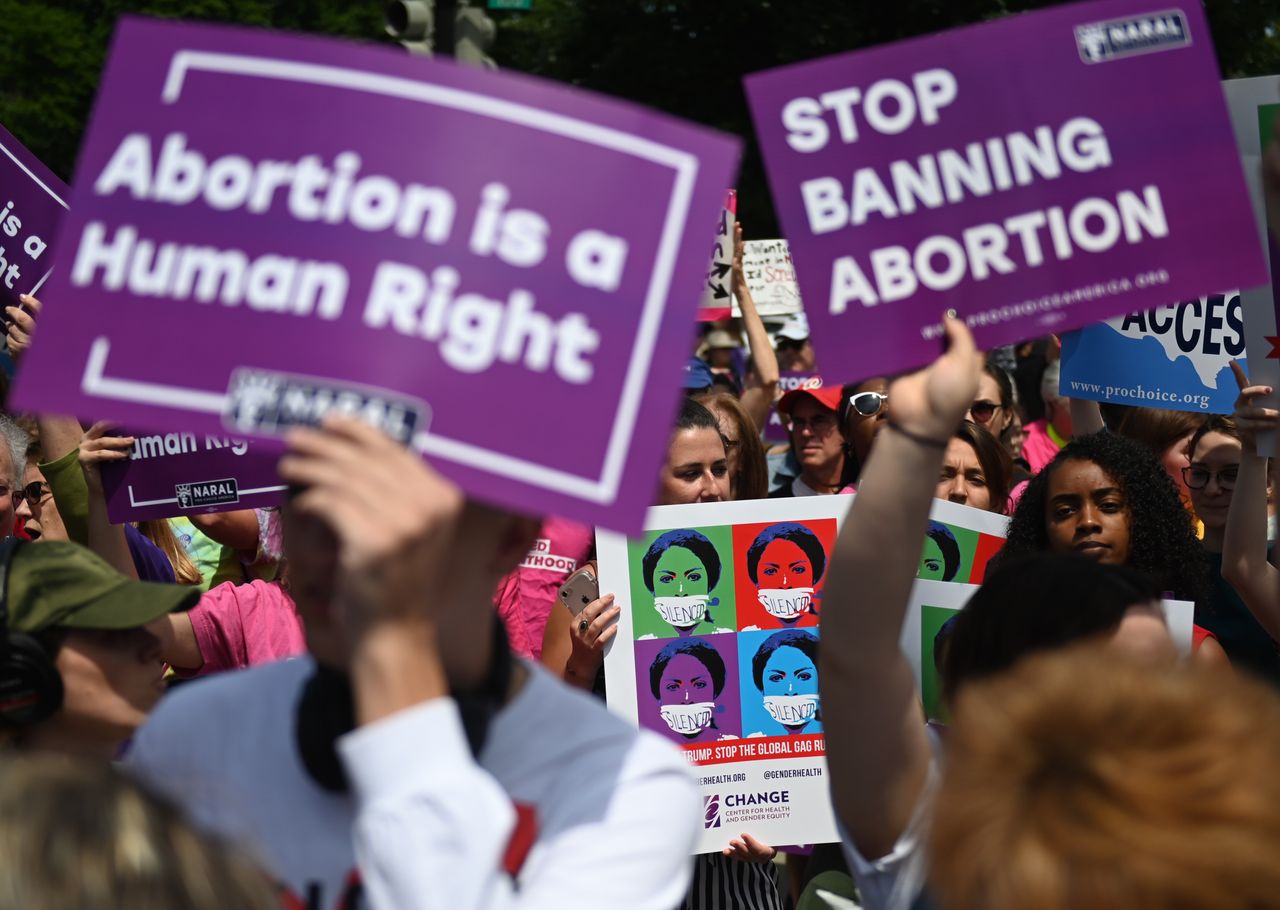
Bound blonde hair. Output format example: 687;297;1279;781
136;519;203;586
0;755;277;909
694;391;769;501
932;646;1280;910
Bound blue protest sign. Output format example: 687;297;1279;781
1060;292;1246;414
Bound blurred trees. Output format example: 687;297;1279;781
3;0;1277;234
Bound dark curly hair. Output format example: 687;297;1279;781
994;431;1207;605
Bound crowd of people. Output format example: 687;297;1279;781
2;67;1280;910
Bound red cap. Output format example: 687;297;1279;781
777;385;843;416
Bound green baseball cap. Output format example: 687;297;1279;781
5;541;199;634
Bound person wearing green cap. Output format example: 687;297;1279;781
0;539;198;758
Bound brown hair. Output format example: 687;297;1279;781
0;755;278;909
695;392;768;501
135;520;203;586
1187;415;1240;460
932;646;1280;910
953;420;1012;514
1112;406;1202;459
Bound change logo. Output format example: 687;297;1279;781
703;794;722;830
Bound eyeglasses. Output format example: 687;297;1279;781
10;482;51;505
968;400;1001;424
1182;465;1238;491
787;413;837;434
848;391;888;418
776;338;809;352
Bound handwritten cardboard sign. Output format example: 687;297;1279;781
0;122;68;309
745;0;1267;383
698;191;737;321
737;238;803;317
11;19;740;533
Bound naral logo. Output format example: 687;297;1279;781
175;478;239;509
1075;10;1189;63
225;368;427;446
703;794;721;829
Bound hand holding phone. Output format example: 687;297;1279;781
559;567;599;617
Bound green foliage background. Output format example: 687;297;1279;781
3;0;1278;235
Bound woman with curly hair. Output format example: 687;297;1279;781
996;431;1225;661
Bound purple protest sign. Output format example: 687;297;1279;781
0;122;69;309
745;0;1268;382
99;428;284;523
11;19;740;533
764;372;822;442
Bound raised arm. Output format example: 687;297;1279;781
78;422;139;579
1221;361;1280;639
734;224;779;431
1069;398;1105;436
821;313;982;859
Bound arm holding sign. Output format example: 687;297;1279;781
735;224;779;431
78;422;138;580
1222;362;1280;641
822;314;981;862
540;563;619;691
5;294;39;361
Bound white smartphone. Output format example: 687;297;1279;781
559;567;599;617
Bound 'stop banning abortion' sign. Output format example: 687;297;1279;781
11;18;741;533
744;0;1268;382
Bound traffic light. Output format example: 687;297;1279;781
385;1;434;56
454;1;497;70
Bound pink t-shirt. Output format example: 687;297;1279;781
1022;419;1064;475
492;517;593;659
186;580;307;677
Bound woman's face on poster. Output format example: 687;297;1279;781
919;537;948;580
760;645;820;729
653;545;712;629
657;653;716;736
763;646;818;697
756;538;815;622
758;539;812;589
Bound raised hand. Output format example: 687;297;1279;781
6;293;41;361
884;312;983;443
278;415;464;637
1229;360;1277;453
79;421;135;493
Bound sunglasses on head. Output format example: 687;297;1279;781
848;391;887;418
968;400;1000;423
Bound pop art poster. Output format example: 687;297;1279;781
912;498;1008;586
901;580;1196;722
598;495;849;853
